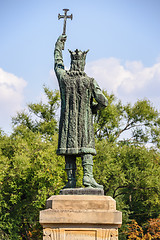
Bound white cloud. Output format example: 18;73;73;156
85;58;160;109
0;68;27;133
86;58;131;93
49;58;160;110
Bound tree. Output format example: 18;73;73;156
92;91;160;239
127;217;160;239
94;91;160;147
12;86;60;138
127;220;144;239
0;87;64;239
0;127;66;239
93;139;160;238
1;87;160;239
145;217;160;239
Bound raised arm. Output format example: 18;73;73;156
54;35;67;79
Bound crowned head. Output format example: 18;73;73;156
68;49;89;72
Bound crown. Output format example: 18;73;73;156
68;49;89;61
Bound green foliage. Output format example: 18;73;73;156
12;86;60;138
94;91;160;146
94;140;160;239
0;127;66;239
1;87;160;239
92;92;160;238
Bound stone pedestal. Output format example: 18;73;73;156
40;193;122;240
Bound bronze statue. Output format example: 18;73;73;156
54;9;108;189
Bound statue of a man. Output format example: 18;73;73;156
54;35;108;189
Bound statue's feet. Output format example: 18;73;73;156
83;176;103;189
63;180;76;189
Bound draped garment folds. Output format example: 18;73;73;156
54;37;108;156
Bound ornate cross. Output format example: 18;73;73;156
58;9;73;35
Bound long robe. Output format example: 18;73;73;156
54;37;108;156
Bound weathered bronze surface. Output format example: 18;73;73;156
54;11;108;189
58;9;73;35
58;9;73;50
60;188;104;195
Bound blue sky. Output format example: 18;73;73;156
0;0;160;134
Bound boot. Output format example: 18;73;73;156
82;154;103;189
63;156;76;189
